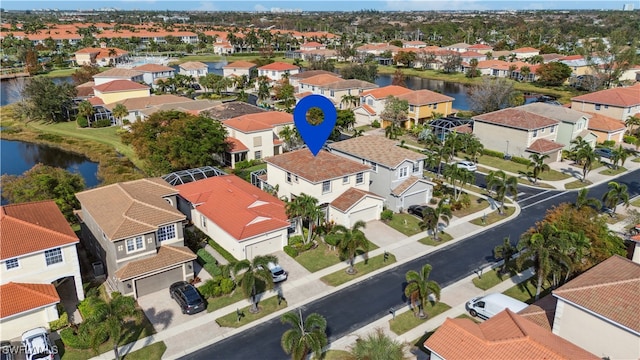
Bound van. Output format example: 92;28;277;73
466;293;528;319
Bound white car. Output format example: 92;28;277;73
267;262;288;283
21;328;55;360
456;161;477;172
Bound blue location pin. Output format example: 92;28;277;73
293;94;337;156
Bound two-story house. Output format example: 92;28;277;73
473;107;563;162
92;68;144;86
222;60;257;80
176;175;290;260
132;64;176;88
92;80;151;105
289;70;337;88
75;178;196;299
103;94;192;124
0;201;84;338
262;150;383;228
323;79;379;110
222;111;293;167
512;46;540;60
519;103;597;150
354;85;413;127
297;74;343;98
396;89;456;126
585;112;627;144
257;62;300;83
74;47;129;66
571;83;640;121
178;61;209;78
328;136;433;212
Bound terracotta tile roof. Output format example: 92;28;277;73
93;80;150;93
88;97;104;106
560;54;584;61
520;103;591;124
391;176;425;196
323;79;378;91
179;61;208;70
132;64;175;72
0;282;60;319
75;178;185;241
513;47;540;53
468;43;493;50
266;149;370;183
584;112;627;132
93;68;143;78
223;111;293;133
526;139;564;154
452;124;472;133
76;81;95;97
138;99;220;116
359;104;376;115
75;47;128;58
201;101;265;121
103;94;190;111
1;201;78;260
459;51;485;57
295;91;313;99
473;108;559;130
330;188;384;212
290;70;338;80
299;74;342;86
227;137;249;153
114;245;195;280
518;295;558;331
222;60;257;69
553;255;640;333
396;89;454;105
301;41;323;47
571;84;640;107
258;62;299;71
361;85;413;100
328;135;425;169
425;309;599;360
176;175;289;240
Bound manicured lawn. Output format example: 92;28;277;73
320;253;397;287
599;166;627;176
388;302;451;335
231;163;267;182
215;295;287;328
631;197;640;207
294;241;341;272
503;281;551;304
474;155;570;181
207;291;245;312
385;213;423;236
122;341;167;360
451;193;490;217
322;350;351;360
472;268;510;290
469;207;515;226
633;157;640;163
564;179;592;189
418;232;453;246
354;124;374;132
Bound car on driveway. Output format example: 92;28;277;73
21;328;55;360
594;147;614;159
407;205;428;218
259;262;288;283
456;161;477;172
169;281;206;315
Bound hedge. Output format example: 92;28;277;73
623;135;637;144
208;239;238;264
511;156;532;166
49;312;69;331
196;248;217;266
483;149;504;158
381;209;393;221
284;245;299;258
203;262;222;277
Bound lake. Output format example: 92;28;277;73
374;75;470;111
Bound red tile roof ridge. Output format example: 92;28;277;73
554;276;639;293
1;209;78;241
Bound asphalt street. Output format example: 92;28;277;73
180;169;640;360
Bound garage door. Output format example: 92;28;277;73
403;190;427;209
135;266;183;298
349;206;378;226
246;236;281;259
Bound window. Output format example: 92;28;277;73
399;167;408;178
45;248;63;266
604;105;608;109
371;162;378;172
550;126;555;133
533;129;538;137
286;172;292;183
367;99;373;106
253;136;262;147
356;172;364;184
409;105;415;112
294;175;299;183
413;162;420;173
5;258;19;270
540;128;545;133
255;150;262;159
322;180;331;194
330;90;335;97
201;215;207;229
126;236;144;253
595;104;601;110
343;175;349;184
157;224;176;242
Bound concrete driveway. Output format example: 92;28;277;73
361;220;407;247
137;288;208;332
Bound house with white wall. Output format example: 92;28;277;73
353;85;413;126
257;62;300;83
519;103;597;150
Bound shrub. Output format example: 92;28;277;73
36;133;64;143
284;245;299;258
219;278;235;295
459;193;471;209
623;135;637;144
511;156;532;166
199;279;218;298
234;159;262;170
203;262;222;277
76;116;88;128
601;140;615;148
93;119;112;128
288;235;304;246
59;323;104;350
371;119;381;128
483;149;504;158
429;198;438;205
381;209;393;221
49;312;69;331
196;248;217;266
77;296;102;320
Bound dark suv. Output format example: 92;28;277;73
594;147;614;159
169;281;206;315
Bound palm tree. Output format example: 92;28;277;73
443;131;463;163
384;121;402;140
574;188;602;210
527;153;550;184
280;309;327;360
443;164;473;201
404;264;441;318
341;94;360;108
87;292;140;360
602;181;630;215
493;237;517;276
332;221;370;275
575;145;597;182
111;104;128;126
419;199;452;241
611;145;629;170
486;170;518;214
231;255;277;313
278;125;300;151
570;136;590;163
625;115;640;135
77;100;94;124
348;328;408;360
285;194;322;244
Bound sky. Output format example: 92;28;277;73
1;1;635;12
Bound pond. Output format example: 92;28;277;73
375;75;471;111
0;76;73;106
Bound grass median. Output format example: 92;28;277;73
599;166;627;176
215;296;287;328
472;268;511;290
122;341;167;360
389;302;451;335
320;253;396;287
469;207;515;226
418;232;453;246
385;213;422;236
564;179;592;189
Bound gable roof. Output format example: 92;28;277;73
1;200;78;260
223;111;293;133
468;43;493;50
553;255;640;333
425;309;599;360
103;94;190;111
391;176;428;196
299;74;342;86
93;80;150;93
176;175;289;240
290;70;338;80
396;89;454;105
75;178;185;241
258;62;299;71
201;101;266;121
0;282;60;319
323;79;378;91
179;61;208;70
132;63;175;72
114;245;196;280
513;46;540;53
265;149;370;183
585;112;627;132
473;108;559;130
328;135;425;169
361;85;413;100
526;139;564;154
571;84;640;107
93;68;143;78
518;294;558;331
222;60;257;69
520;103;591;124
330;188;384;212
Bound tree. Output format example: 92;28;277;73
232;255;277;313
574;188;601;211
280;310;327;360
602;181;629;215
467;77;520;114
19;77;77;123
340;94;360;109
381;96;409;139
465;58;480;78
575;145;597;182
278;125;302;151
332;221;370;275
441;52;462;73
77;100;95;125
443;164;473;201
391;69;406;87
111;104;128;126
24;49;41;75
527;153;549;184
285;194;323;244
486;170;518;214
535;62;573;86
340;63;378;83
72;65;101;85
274;78;295;111
624;115;640;136
348;328;408;360
0;164;85;221
419;199;452;241
494;237;517;276
611;145;629;170
404;264;441;318
257;76;272;105
394;51;416;68
86;292;140;360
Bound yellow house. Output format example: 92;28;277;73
396;90;456;127
92;80;151;105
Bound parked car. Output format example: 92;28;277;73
260;262;288;283
169;281;206;315
21;328;55;360
1;341;14;360
456;161;477;172
407;205;428;218
594;147;614;159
